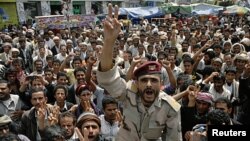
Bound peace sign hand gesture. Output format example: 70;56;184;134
103;4;121;43
100;3;121;71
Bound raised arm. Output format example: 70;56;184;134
59;54;73;71
192;41;211;61
99;4;121;72
85;56;97;92
161;60;177;89
97;4;127;100
126;57;141;82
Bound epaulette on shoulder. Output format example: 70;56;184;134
126;80;138;94
160;92;181;112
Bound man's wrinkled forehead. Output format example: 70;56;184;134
137;73;161;80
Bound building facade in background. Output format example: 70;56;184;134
13;0;164;25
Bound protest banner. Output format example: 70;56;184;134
35;14;96;29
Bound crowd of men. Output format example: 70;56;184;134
0;4;250;141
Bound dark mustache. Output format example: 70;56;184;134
143;88;155;93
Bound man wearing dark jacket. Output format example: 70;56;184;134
18;88;56;141
214;97;241;125
238;62;250;125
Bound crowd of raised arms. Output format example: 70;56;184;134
0;3;250;141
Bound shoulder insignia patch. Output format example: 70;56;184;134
126;80;138;93
160;92;181;112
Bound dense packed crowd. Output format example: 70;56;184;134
0;4;250;141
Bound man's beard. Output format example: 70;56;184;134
138;88;159;107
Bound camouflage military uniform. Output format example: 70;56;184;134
97;65;181;141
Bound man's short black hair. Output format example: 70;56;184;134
201;66;215;77
207;109;230;125
52;59;61;64
157;51;167;58
46;55;53;61
183;57;194;65
193;44;201;49
57;72;68;80
224;52;232;57
72;56;82;63
213;44;222;49
73;67;86;77
213;73;225;82
102;96;118;110
204;51;215;59
34;59;43;65
44;125;65;141
225;67;237;74
145;53;157;61
44;68;53;73
0;79;9;84
30;87;46;97
214;97;232;109
53;85;68;97
59;111;77;126
0;79;10;87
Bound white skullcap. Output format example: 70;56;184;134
53;36;60;40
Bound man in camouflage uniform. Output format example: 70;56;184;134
97;4;181;141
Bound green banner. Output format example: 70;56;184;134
0;2;18;28
0;0;16;2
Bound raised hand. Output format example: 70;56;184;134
187;85;200;107
10;110;24;121
21;77;31;86
131;56;142;66
243;63;250;78
100;3;121;71
37;107;46;121
65;53;74;62
103;3;121;42
210;72;219;78
87;56;97;65
83;101;94;113
161;60;171;69
48;106;60;126
203;40;212;50
115;110;123;124
69;104;78;113
197;53;204;61
37;107;47;130
48;113;58;126
75;127;89;141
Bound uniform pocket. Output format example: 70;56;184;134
143;121;165;139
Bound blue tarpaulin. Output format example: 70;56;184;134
191;3;223;11
119;7;164;19
191;3;223;15
192;9;219;15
